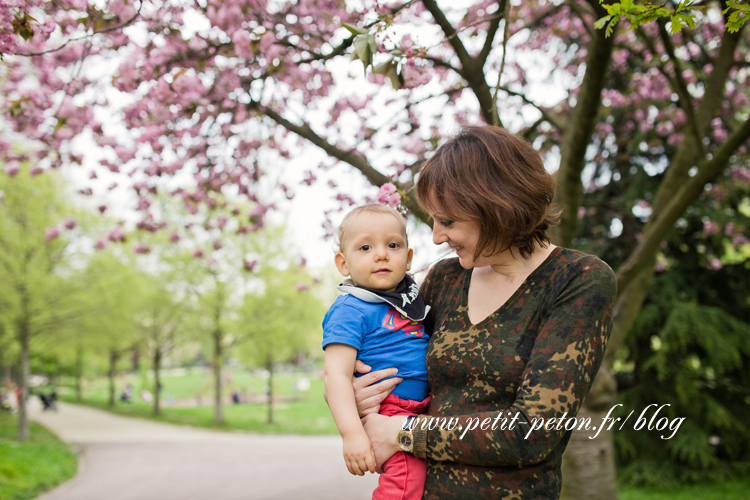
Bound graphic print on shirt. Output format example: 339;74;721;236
383;309;424;338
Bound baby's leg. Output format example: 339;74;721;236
372;451;426;500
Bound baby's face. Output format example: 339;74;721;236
335;211;413;292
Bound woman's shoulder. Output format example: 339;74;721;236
423;257;467;282
550;247;617;291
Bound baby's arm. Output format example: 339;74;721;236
324;344;377;476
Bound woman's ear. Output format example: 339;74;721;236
334;252;349;277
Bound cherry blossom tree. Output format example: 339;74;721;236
2;0;749;496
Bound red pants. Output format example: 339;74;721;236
372;393;430;500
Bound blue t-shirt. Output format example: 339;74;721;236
322;294;429;401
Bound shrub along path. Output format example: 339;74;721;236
29;400;376;500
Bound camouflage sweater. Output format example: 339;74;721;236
412;247;616;500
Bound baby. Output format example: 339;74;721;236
323;204;430;500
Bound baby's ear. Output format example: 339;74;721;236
406;248;414;271
334;252;349;277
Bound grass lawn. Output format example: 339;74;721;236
58;370;338;435
618;476;750;500
0;413;77;500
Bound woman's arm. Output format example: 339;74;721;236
411;259;617;466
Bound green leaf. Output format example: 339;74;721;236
387;64;402;90
341;22;368;36
367;33;377;55
372;59;393;76
353;35;372;70
594;14;613;30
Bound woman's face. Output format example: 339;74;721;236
428;209;482;269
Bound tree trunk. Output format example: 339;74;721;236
213;331;224;425
266;352;274;425
153;347;161;416
108;350;118;408
561;363;619;500
75;346;83;401
17;319;30;441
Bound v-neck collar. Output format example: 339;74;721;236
461;246;563;327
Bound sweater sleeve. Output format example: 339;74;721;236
412;258;617;466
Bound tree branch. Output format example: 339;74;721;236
552;16;616;247
478;0;506;65
14;1;143;57
257;103;430;223
421;0;498;124
617;113;750;293
498;86;567;132
650;24;745;215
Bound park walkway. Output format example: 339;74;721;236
28;399;378;500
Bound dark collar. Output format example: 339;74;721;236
337;274;429;321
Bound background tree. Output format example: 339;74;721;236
238;261;326;424
0;164;81;440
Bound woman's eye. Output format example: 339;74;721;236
441;220;453;227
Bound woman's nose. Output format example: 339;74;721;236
432;225;446;245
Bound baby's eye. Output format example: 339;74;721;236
360;245;371;251
388;242;400;249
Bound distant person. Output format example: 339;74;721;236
120;384;133;403
323;204;430;500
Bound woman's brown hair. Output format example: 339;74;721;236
416;125;559;260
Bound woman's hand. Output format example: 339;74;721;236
351;360;402;417
361;413;404;472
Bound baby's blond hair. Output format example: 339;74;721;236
335;204;408;252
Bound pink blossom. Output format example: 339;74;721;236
296;283;310;291
134;244;150;254
192;249;204;259
654;261;667;273
44;226;60;241
108;226;125;242
703;221;720;235
732;234;749;247
3;162;19;177
707;258;723;270
169;233;181;243
29;167;44;176
724;223;734;236
578;207;586;220
64;218;77;230
244;259;258;272
212;241;222;250
302;171;316;186
94;239;107;250
98;205;108;214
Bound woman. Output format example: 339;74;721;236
356;125;617;499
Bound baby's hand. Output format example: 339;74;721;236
342;432;376;476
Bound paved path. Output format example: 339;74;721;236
29;399;378;500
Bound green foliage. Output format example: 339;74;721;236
596;0;743;37
0;414;77;500
615;267;750;486
724;0;750;33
